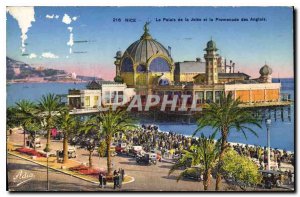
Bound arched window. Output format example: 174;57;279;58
149;57;170;72
136;64;147;73
121;57;133;72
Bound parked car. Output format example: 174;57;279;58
115;143;127;154
136;153;157;165
128;145;143;157
56;147;77;161
259;170;285;189
183;166;202;181
26;137;42;148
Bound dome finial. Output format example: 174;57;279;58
141;21;152;40
144;21;151;34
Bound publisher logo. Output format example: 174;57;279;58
11;170;34;187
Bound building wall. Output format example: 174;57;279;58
225;83;281;103
236;90;250;102
193;74;206;83
80;90;101;108
121;72;134;86
174;72;202;82
266;89;280;101
218;76;247;84
252;89;265;102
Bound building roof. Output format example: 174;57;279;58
218;72;250;79
86;80;122;89
226;79;259;84
175;61;206;74
124;25;171;64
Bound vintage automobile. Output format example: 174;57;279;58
26;137;42;148
136;153;157;165
56;147;77;162
259;170;285;189
115;143;127;154
183;166;202;181
127;145;143;157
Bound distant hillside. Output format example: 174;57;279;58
6;57;66;80
6;57;103;82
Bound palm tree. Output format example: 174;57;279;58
56;109;77;163
15;100;37;147
37;93;63;152
7;106;18;133
25;119;42;150
168;134;220;190
77;119;101;168
198;133;221;190
88;109;136;175
193;92;261;190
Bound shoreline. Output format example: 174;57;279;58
141;124;294;154
7;81;88;84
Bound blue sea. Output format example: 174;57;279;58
6;78;295;151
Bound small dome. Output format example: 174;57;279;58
116;51;122;58
259;64;273;76
207;40;216;48
204;39;218;51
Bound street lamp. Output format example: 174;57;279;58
266;119;272;170
46;152;50;191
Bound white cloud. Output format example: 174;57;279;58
67;33;74;47
7;7;35;53
72;16;78;21
62;14;72;24
41;52;59;59
46;14;54;19
28;53;37;59
46;14;59;19
69;48;72;54
67;26;73;32
66;56;69;59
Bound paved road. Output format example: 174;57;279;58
8;129;292;191
7;154;109;191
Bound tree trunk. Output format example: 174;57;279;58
106;135;112;175
45;128;51;152
89;150;93;168
215;130;228;191
63;133;68;164
203;168;211;191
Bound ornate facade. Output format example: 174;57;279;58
68;23;282;111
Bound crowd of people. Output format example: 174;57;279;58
117;125;294;169
231;143;294;170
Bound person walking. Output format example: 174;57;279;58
121;168;125;181
118;169;123;189
288;170;292;185
102;173;106;188
113;170;118;189
99;173;103;188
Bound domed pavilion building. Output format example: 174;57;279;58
114;22;174;95
67;23;283;112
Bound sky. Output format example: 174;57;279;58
6;6;294;80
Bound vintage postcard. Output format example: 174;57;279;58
6;6;295;192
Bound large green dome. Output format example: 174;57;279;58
124;33;171;64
